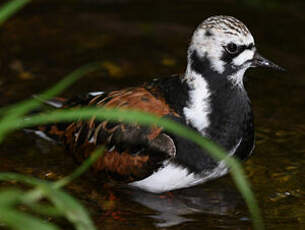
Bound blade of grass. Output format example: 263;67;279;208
0;173;47;207
1;107;264;230
0;174;96;230
0;0;30;26
0;147;105;230
40;185;96;230
0;172;47;187
0;147;104;190
0;63;101;141
0;189;23;207
0;190;61;219
26;203;63;217
0;208;60;230
0;148;104;191
53;146;105;189
2;62;101;117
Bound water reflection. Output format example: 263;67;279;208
120;183;245;228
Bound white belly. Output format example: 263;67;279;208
129;138;242;193
129;160;230;193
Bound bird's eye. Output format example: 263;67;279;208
225;43;238;54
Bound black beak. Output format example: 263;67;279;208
251;52;285;71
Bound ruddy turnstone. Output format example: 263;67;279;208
34;15;284;193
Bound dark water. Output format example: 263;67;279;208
0;0;305;229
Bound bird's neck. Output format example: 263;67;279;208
183;49;251;151
186;49;247;89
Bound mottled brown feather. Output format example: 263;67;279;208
39;87;179;182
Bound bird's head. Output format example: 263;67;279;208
186;15;284;87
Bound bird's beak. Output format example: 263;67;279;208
251;52;285;71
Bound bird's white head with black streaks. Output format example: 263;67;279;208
186;15;284;87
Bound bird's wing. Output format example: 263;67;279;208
36;87;179;182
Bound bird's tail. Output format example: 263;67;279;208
26;91;105;142
25;96;69;143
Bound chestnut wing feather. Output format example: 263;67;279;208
40;87;178;182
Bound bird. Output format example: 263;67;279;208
32;15;284;193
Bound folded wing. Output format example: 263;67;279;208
36;87;179;182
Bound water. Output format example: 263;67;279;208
0;0;304;229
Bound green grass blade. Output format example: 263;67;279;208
1;107;264;230
53;146;105;189
0;147;104;191
40;185;96;230
26;203;63;217
0;172;47;186
0;63;101;141
0;0;30;26
0;173;47;205
0;173;96;229
0;208;60;230
0;189;23;207
2;62;100;118
0;190;61;225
